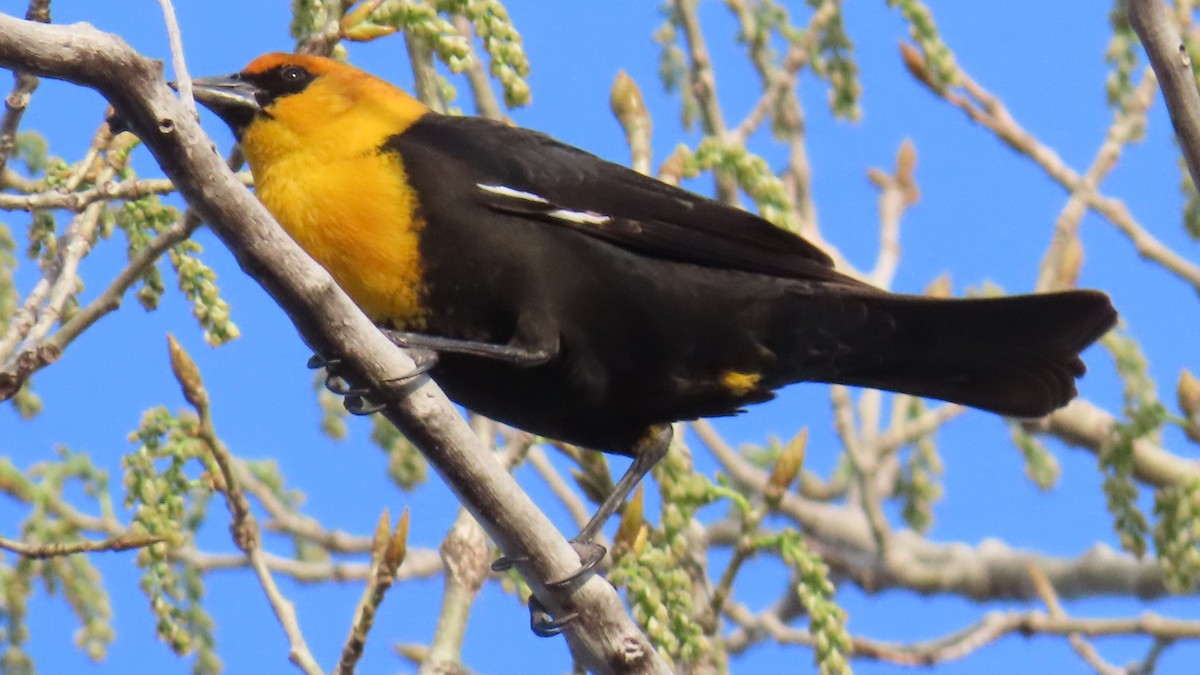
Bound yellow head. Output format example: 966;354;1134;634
190;54;433;327
191;53;430;170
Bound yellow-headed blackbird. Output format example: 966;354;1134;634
189;54;1117;613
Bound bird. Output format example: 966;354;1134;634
187;53;1117;633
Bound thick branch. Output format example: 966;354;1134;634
705;423;1174;601
1129;0;1200;191
0;15;666;674
1025;399;1200;487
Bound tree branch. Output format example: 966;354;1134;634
0;532;164;558
705;422;1175;601
0;15;667;674
1129;0;1200;191
724;599;1200;667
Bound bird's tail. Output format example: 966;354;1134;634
792;289;1117;417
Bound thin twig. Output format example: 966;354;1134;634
724;600;1200;666
156;0;193;116
526;446;592;530
691;419;846;501
0;0;50;178
671;0;738;204
0;144;249;401
452;14;503;121
611;70;653;176
335;509;409;675
0;173;249;211
830;385;890;549
236;460;375;554
706;420;1170;600
405;33;445;114
174;342;322;675
0;532;164;558
903;44;1200;291
0;121;120;369
1028;563;1124;675
1037;72;1157;291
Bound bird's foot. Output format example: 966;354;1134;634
528;595;578;638
307;349;437;415
491;539;607;588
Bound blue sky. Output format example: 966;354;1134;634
2;0;1199;673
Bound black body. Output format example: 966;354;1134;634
388;116;1117;455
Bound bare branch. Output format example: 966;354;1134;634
705;421;1174;600
1024;399;1200;487
0;173;250;210
527;446;593;530
156;0;194;116
421;511;490;674
902;43;1200;292
1028;564;1123;675
1038;72;1158;292
725;600;1200;667
176;338;323;675
670;0;738;204
1128;0;1200;191
0;532;164;558
0;0;49;177
336;510;410;675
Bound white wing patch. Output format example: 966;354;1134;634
547;209;611;226
476;183;549;204
477;183;612;227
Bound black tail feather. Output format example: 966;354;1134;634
807;289;1117;417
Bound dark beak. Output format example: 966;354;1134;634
188;74;261;112
178;74;263;136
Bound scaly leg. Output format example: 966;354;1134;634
494;425;673;636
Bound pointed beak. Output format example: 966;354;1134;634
175;73;263;137
186;74;262;113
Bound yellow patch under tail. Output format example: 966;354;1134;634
719;370;762;396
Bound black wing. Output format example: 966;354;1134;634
390;114;861;285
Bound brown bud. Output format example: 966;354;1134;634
371;508;391;567
342;23;398;41
899;42;937;90
386;508;410;572
1179;369;1200;443
166;334;207;410
613;483;645;558
610;70;649;127
866;167;889;189
340;0;387;36
765;429;808;507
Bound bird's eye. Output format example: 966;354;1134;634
280;66;307;83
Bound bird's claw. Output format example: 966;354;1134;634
308;347;438;415
344;394;385;416
490;540;607;588
547;541;606;587
529;595;578;638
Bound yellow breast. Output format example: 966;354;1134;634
250;148;427;328
232;66;433;328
